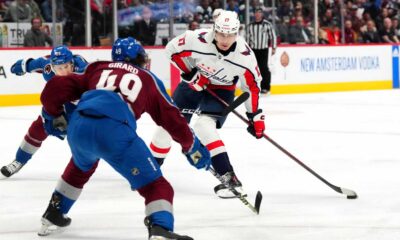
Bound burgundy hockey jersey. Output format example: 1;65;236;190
41;61;194;152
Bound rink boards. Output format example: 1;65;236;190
0;44;397;106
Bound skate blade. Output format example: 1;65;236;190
38;218;67;236
216;188;247;199
149;236;167;240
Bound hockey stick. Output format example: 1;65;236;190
209;167;262;214
205;88;358;199
180;92;250;117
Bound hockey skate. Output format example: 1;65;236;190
38;193;71;236
144;217;193;240
0;160;24;179
214;171;244;199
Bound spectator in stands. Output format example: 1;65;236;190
27;0;43;20
23;17;53;46
196;0;213;23
0;0;11;20
188;20;200;30
41;0;64;22
318;0;333;18
288;16;312;44
4;0;32;22
379;17;399;43
133;6;157;46
347;4;363;33
320;8;338;28
360;19;380;43
63;0;100;46
375;7;390;32
392;17;400;38
277;0;292;20
344;19;357;43
211;0;222;13
226;0;239;15
276;16;290;44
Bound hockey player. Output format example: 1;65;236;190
38;37;211;240
0;46;88;179
150;10;265;198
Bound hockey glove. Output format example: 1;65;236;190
41;108;68;140
183;136;211;170
181;68;209;91
246;109;265;139
11;59;32;76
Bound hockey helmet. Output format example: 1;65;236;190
212;8;224;20
214;11;240;35
50;45;73;65
112;37;147;62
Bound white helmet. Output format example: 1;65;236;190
214;11;240;35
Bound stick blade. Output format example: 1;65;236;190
254;191;263;214
221;92;250;116
341;188;358;199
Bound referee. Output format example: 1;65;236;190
246;7;277;94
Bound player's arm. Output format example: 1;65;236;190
10;57;49;76
41;74;86;116
165;30;195;74
40;74;85;139
239;54;265;139
146;73;210;169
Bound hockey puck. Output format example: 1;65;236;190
346;194;358;199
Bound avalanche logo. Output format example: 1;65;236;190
44;64;52;74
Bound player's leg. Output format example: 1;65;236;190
1;115;48;179
112;134;192;240
71;113;191;239
96;117;192;239
150;82;202;166
38;112;100;236
40;158;99;234
195;89;241;197
255;49;270;93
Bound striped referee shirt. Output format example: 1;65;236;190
246;19;277;50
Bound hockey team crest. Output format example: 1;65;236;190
44;64;52;74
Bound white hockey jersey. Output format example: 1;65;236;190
165;28;262;113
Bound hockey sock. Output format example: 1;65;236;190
211;152;234;175
55;177;83;214
53;190;76;214
15;148;33;164
154;157;165;166
138;176;174;231
16;116;48;164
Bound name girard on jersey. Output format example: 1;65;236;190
108;62;139;74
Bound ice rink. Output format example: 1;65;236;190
1;89;400;240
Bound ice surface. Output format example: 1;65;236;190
1;90;400;240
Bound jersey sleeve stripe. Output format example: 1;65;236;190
171;51;193;73
244;69;260;112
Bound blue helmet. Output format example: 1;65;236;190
50;45;73;65
112;37;146;62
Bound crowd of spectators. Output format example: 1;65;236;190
275;0;400;44
0;0;400;46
